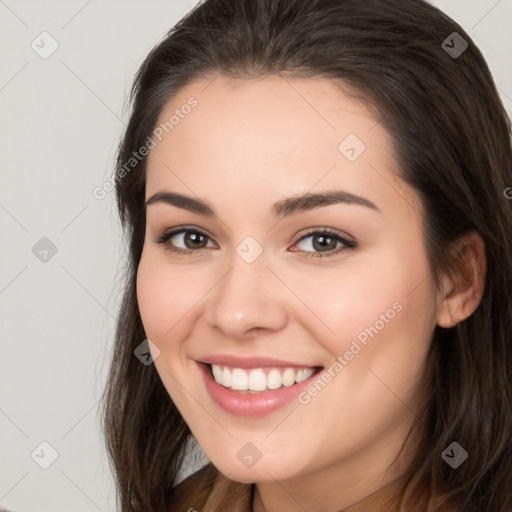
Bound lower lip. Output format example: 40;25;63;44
197;362;321;417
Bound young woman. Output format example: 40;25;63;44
100;0;512;510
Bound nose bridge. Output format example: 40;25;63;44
206;240;288;337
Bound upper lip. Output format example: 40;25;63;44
198;354;321;369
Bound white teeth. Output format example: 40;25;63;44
212;364;223;383
248;368;267;391
267;369;282;390
231;368;248;390
296;368;315;383
282;368;296;387
222;366;232;388
210;364;316;392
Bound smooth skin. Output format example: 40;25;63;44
136;75;486;512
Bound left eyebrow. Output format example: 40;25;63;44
144;189;382;218
272;190;382;218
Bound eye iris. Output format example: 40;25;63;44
185;232;207;249
313;234;337;252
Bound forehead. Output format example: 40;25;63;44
152;74;381;148
145;74;418;220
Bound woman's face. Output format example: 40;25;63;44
137;75;441;485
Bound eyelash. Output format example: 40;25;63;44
153;226;357;259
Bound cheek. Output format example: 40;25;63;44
290;242;436;384
135;254;205;410
136;253;204;343
136;256;169;340
323;241;431;337
137;253;193;349
287;258;404;351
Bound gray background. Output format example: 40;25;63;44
1;1;511;511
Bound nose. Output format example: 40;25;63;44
205;250;289;339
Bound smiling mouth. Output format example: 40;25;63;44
204;363;323;394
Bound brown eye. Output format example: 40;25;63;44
291;229;357;259
154;227;216;255
181;231;209;249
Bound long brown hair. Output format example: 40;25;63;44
99;0;512;510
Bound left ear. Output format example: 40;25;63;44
436;230;487;329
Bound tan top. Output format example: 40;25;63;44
169;463;459;511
